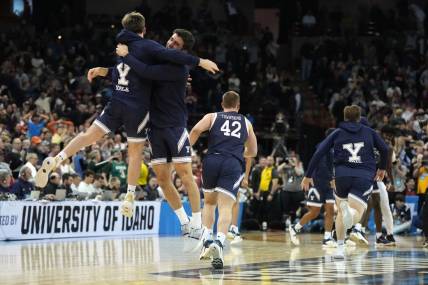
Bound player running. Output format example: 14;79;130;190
289;128;336;247
189;91;257;269
301;105;388;259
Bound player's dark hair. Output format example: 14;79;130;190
222;91;240;109
173;29;195;51
121;11;145;34
344;105;361;122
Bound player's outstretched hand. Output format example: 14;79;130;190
301;177;313;192
199;59;219;74
116;44;129;57
87;68;98;82
374;169;386;181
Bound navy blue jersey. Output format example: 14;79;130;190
109;29;199;109
121;53;189;128
313;147;334;187
207;112;249;165
306;121;388;180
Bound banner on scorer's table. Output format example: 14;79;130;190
0;201;161;240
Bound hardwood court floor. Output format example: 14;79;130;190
0;232;427;285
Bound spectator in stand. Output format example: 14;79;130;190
11;166;34;199
59;158;75;175
143;176;160;201
23;112;49;138
70;173;81;193
43;172;61;199
0;169;12;194
108;176;122;200
174;176;187;201
404;178;417;196
414;155;428;212
93;174;106;193
138;155;150;188
77;170;96;197
5;138;24;176
391;194;412;234
23;152;38;181
103;150;128;187
61;173;74;197
392;159;408;194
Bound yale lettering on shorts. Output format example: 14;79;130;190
343;142;364;163
186;146;191;154
116;63;131;93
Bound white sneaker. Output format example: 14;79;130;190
181;223;190;236
333;246;345;260
230;235;243;245
35;157;57;188
288;224;300;245
350;229;369;245
199;240;213;260
345;238;356;247
209;241;224;269
120;192;135;218
189;226;203;239
340;201;353;231
322;238;337;248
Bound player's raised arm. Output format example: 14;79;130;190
189;113;213;146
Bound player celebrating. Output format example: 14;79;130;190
114;28;206;237
289;128;336;247
301;105;388;259
35;12;218;221
189;91;257;269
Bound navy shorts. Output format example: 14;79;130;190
202;154;244;201
94;101;149;142
149;127;191;165
307;183;335;207
334;176;374;209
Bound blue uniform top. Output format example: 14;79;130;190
120;52;189;128
305;121;388;180
313;147;334;188
109;29;199;110
207;112;249;165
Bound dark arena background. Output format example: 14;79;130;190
0;0;428;284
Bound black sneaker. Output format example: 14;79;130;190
386;234;396;246
376;235;393;246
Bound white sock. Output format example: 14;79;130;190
354;223;362;231
190;212;201;228
175;207;190;225
230;224;239;234
376;232;383;239
337;240;344;246
56;151;68;162
294;222;302;231
216;232;226;246
127;185;136;193
201;227;213;242
324;231;332;239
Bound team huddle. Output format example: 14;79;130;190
33;11;396;268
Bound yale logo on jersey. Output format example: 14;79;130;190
116;63;130;93
343;142;364;163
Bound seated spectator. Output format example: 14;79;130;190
61;173;74;197
0;169;12;194
70;173;81;193
143;177;160;201
108;176;122;200
59;158;75;175
77;170;96;196
43;172;61;199
174;176;187;201
404;178;417;196
93;174;106;193
11;166;34;199
391;194;412;234
23;153;38;181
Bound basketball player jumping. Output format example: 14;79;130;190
301;105;388;259
189;91;257;269
35;12;218;225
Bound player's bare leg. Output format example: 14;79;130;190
35;123;106;188
153;163;190;235
199;191;217;260
175;162;202;238
323;202;335;246
120;141;144;217
227;192;242;243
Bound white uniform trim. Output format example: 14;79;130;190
349;193;368;209
177;129;188;153
306;201;323;208
215;187;237;201
233;174;245;189
150;158;168;165
363;186;373;197
93;120;111;134
202;188;215;193
137;113;150;134
172;156;192;163
127;137;146;143
326;199;335;204
209;113;217;130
